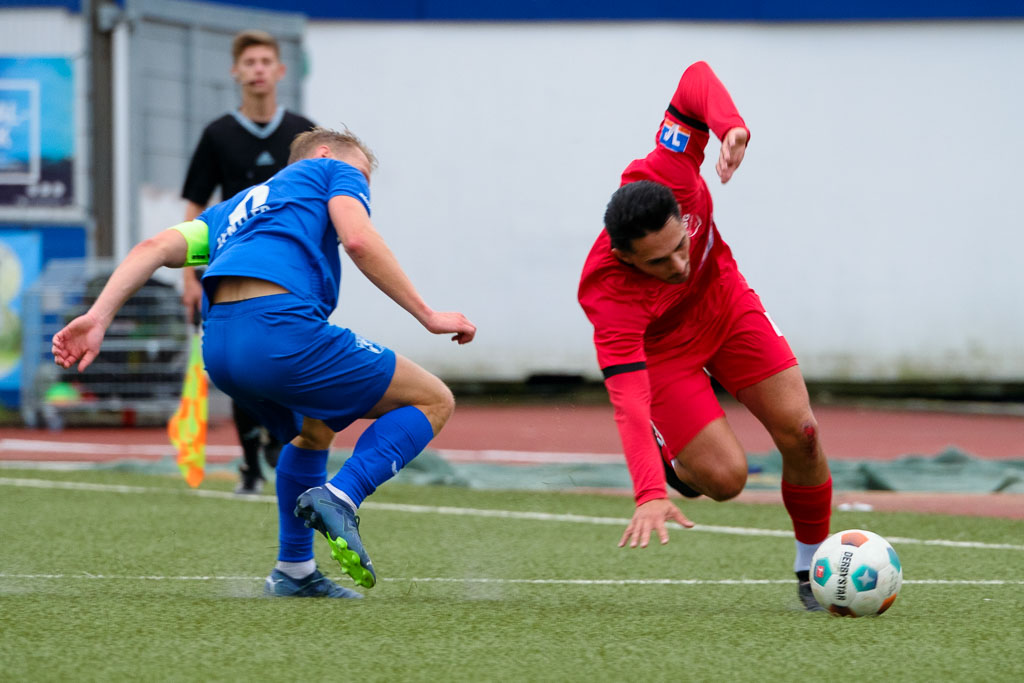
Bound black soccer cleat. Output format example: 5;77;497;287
234;465;264;495
797;570;825;612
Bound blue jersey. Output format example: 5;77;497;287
198;158;371;318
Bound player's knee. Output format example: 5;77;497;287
436;382;456;424
704;467;747;502
420;378;455;433
776;417;823;464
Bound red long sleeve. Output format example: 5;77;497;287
670;61;749;145
605;370;666;505
622;60;748;222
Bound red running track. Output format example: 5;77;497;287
2;400;1022;461
414;401;1024;461
2;399;1022;519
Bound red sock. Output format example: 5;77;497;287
781;477;832;544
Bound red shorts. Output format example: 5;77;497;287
646;281;796;456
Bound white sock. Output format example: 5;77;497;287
325;483;357;511
276;559;316;579
794;540;821;573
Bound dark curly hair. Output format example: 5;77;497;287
603;181;680;252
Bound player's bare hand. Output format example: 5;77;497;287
422;310;477;344
716;127;748;184
51;313;106;372
618;498;694;549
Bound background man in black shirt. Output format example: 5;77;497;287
180;29;315;494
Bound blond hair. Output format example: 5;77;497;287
231;30;280;63
288;126;378;170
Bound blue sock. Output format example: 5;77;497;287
275;444;328;562
328;406;434;508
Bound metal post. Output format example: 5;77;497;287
86;0;117;258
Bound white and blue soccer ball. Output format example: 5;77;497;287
810;529;903;617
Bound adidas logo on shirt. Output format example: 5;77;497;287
255;151;275;166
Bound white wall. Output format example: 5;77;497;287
0;8;82;53
6;12;1022;383
302;20;1024;382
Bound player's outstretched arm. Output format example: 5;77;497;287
619;498;694;549
329;195;476;344
52;229;189;371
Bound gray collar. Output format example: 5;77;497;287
231;106;286;139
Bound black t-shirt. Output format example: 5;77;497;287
181;108;316;205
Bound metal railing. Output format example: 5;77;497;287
20;258;188;429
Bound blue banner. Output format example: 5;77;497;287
0;57;74;208
0;230;42;397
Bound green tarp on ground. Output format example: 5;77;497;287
397;448;1024;494
27;447;1024;494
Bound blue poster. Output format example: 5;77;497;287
0;57;74;207
0;230;43;395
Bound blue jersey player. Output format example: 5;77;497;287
52;127;477;599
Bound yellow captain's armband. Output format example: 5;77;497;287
169;220;210;266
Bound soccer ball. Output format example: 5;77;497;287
810;529;902;617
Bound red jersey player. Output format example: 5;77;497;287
578;61;832;611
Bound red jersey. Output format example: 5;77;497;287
577;61;750;505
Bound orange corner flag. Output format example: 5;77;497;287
168;332;208;487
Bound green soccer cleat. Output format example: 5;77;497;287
294;486;376;588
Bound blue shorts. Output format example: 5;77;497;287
202;293;396;443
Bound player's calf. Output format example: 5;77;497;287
663;458;701;498
669;417;748;501
700;472;746;502
676;459;746;501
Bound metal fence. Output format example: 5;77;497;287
20;258;188;429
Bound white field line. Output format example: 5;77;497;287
1;461;114;471
0;438;239;457
0;573;1021;587
1;475;1022;551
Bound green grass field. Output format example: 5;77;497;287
2;468;1022;681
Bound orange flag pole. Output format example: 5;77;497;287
168;330;208;487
